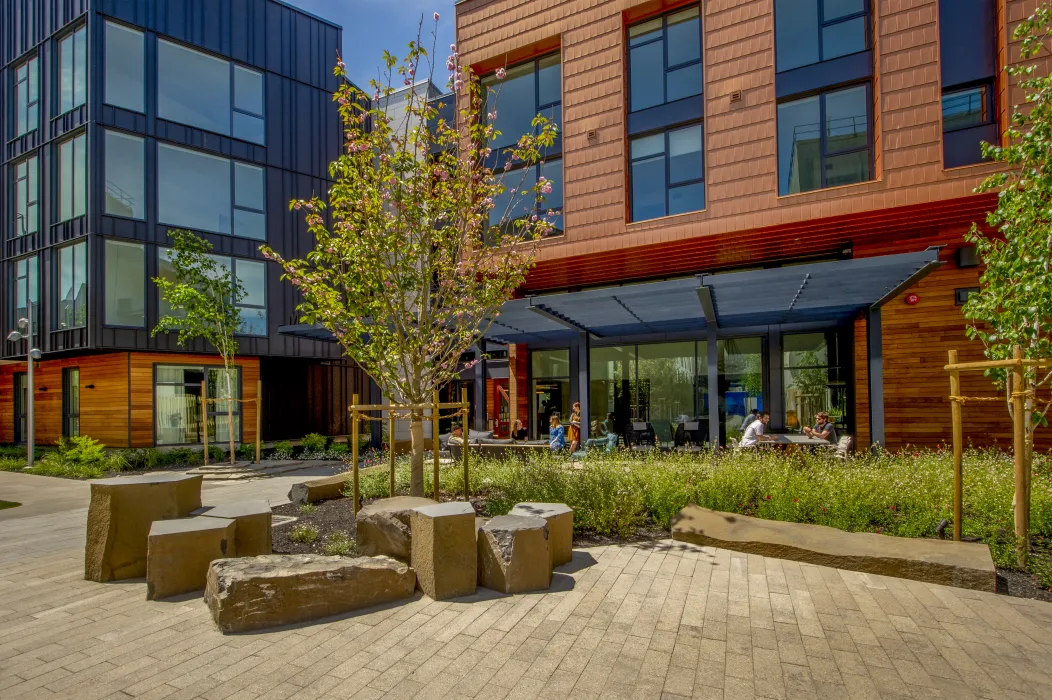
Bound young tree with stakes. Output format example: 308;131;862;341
262;14;559;496
964;4;1052;463
154;229;247;465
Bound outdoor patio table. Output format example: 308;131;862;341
769;434;833;452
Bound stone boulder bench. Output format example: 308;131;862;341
147;516;236;600
477;515;551;594
672;505;997;592
205;554;416;632
509;502;573;567
85;473;203;582
357;496;437;563
192;500;272;556
411;502;477;600
288;473;350;505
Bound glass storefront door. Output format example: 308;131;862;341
155;365;241;445
718;337;764;443
637;341;696;444
589;345;635;441
783;331;848;433
531;349;570;439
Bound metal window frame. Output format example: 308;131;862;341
102;128;147;221
778;82;873;195
102;237;147;329
940;81;996;134
483;52;563;169
57;131;88;222
12;153;39;238
156;36;267;144
13;372;27;444
62;367;81;438
55;239;88;330
152;362;243;447
103;20;146;113
11;254;39;340
14;54;39;137
627;5;704;114
156;247;268;337
56;23;88;116
629;121;706;222
157;142;266;241
774;0;870;72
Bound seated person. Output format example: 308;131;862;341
447;423;464;446
510;419;528;441
548;414;566;451
739;411;774;448
803;412;838;443
741;408;760;431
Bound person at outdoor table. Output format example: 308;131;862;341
803;412;838;443
549;414;566;451
741;408;760;431
510;419;528;441
568;402;582;452
739;411;774;448
448;424;464;445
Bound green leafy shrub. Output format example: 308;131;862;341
327;442;350;458
290;524;319;543
322;532;355;556
118;447;202;471
30;436;127;479
299;503;317;514
271;440;294;460
236;443;256;460
301;433;328;453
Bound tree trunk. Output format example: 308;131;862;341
226;369;235;465
409;412;425;497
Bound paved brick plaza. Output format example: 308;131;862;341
2;472;1052;699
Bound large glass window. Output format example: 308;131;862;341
158;144;266;239
63;367;80;438
58;132;87;221
12;155;38;237
718;337;763;443
778;84;870;195
158;40;265;144
589;341;709;446
104;130;145;219
158;249;267;335
775;0;869;72
14;56;39;136
58;25;87;114
154;365;241;446
628;6;703;112
104;21;145;112
104;239;145;327
12;256;39;339
783;331;847;433
57;241;87;329
630;123;705;221
483;54;562;236
531;349;570;439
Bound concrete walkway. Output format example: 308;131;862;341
2;472;1052;699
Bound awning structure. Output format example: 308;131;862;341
481;247;943;344
278;248;943;346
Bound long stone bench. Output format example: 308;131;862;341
671;505;997;592
85;473;203;582
192;500;272;556
147;516;236;600
205;554;416;632
288;474;350;505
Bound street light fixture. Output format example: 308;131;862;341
8;307;39;468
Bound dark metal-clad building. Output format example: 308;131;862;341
0;0;368;447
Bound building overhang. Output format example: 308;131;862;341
480;247;943;344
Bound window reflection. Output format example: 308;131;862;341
775;0;868;72
630;124;705;221
58;241;87;329
58;133;87;221
157;248;267;335
13;156;38;236
718;338;763;443
104;130;145;219
104;22;144;112
59;26;87;114
158;144;232;234
629;6;703;112
783;331;847;433
104;240;145;327
778;85;870;195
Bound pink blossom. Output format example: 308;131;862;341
337;59;345;69
433;11;440;20
450;43;457;53
488;110;497;120
454;78;464;92
373;90;380;101
540;181;553;195
447;57;456;71
338;96;349;105
495;67;506;79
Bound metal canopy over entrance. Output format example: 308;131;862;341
481;248;942;344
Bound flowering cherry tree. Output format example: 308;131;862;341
262;15;558;496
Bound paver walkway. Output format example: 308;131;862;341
2;472;1052;699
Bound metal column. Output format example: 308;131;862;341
474;342;487;432
577;333;590;441
707;326;719;446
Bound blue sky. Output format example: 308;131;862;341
285;0;457;90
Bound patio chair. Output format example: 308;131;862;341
829;434;853;460
627;421;657;450
674;421;704;447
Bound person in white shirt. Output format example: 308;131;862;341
739;411;773;448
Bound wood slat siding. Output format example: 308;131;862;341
128;352;259;448
455;0;1050;291
0;352;129;446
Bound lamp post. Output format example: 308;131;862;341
8;212;39;468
